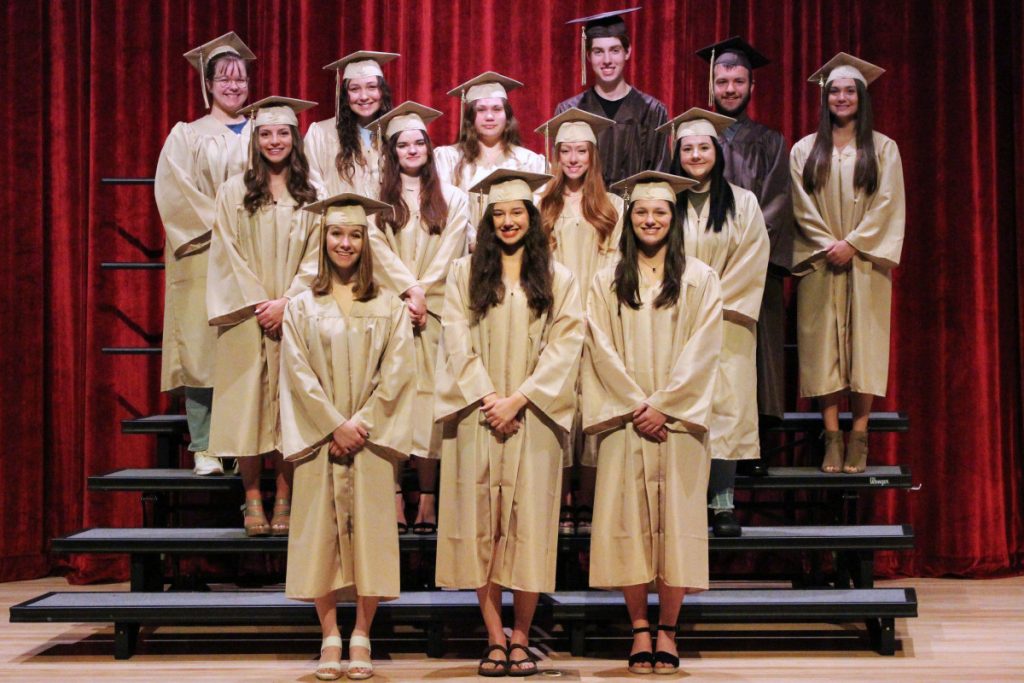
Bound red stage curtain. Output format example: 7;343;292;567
1;0;1021;583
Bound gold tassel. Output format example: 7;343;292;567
622;187;631;204
707;48;715;108
544;123;551;171
819;74;825;89
670;123;676;160
247;110;256;170
335;70;342;128
459;89;467;139
200;51;210;109
581;26;587;86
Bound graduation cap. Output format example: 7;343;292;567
468;169;552;206
367;101;443;141
566;7;641;85
656;107;735;157
610;170;697;204
304;192;392;227
695;36;770;107
183;32;256;109
323;51;400;127
237;96;317;168
808;52;885;89
447;72;524;136
534;108;615;167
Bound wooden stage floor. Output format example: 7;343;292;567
2;576;1022;681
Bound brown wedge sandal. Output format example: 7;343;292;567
844;431;869;473
270;498;291;536
242;498;270;537
820;430;845;473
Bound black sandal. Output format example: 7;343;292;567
558;505;575;536
411;489;438;535
653;624;679;675
478;643;509;677
627;625;654;674
507;643;538;677
575;504;593;536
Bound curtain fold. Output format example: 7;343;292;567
0;0;1020;582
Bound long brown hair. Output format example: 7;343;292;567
243;125;318;213
378;130;449;235
613;200;687;310
451;99;521;183
468;201;553;322
801;79;878;195
311;217;378;301
668;137;735;233
334;76;394;183
538;142;618;248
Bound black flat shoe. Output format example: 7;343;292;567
712;510;741;537
738;459;767;477
627;625;654;674
507;643;538;677
574;504;593;536
558;505;576;536
653;625;679;675
478;643;509;677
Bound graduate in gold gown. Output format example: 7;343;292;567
535;107;624;535
434;169;583;676
433;73;546;243
155;32;255;476
305;51;398;197
281;193;414;681
790;54;905;473
366;102;470;534
206;96;322;537
663;108;769;538
584;171;722;675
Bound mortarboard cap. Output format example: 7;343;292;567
468;169;552;206
695;36;770;106
610;170;698;204
367;101;443;140
183;32;256;109
567;7;641;86
808;52;885;88
534;107;614;166
304;192;392;228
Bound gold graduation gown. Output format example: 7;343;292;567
790;132;905;398
682;185;769;461
433;144;546;245
206;174;322;458
369;184;470;457
583;261;723;590
154;115;250;391
434;259;584;592
548;192;625;467
280;288;414;601
304;117;381;197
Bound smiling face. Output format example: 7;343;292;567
346;75;383;125
588;37;630;87
207;57;249;115
395;129;429;173
828;78;859;124
631;199;673;250
679;135;716;182
257;124;293;165
491;200;530;247
712;63;752;116
472;98;507;142
558;141;591;181
325;222;365;275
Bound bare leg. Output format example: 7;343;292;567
394;461;407;531
349;595;379;677
654;579;684;670
820;391;843;432
272;451;292;501
508;590;539;674
622;583;653;671
314;591;341;676
476;582;507;673
559;472;575;534
238;455;263;503
850;392;873;433
413;457;438;528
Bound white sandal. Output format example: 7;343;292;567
347;634;374;680
316;635;344;681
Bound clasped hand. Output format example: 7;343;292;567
633;403;668;443
404;285;428;330
825;239;856;269
481;391;527;436
330;418;368;457
255;298;288;340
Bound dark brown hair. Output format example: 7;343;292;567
451;99;521;182
801;79;878;195
311;217;378;301
203;52;252;87
613;200;687;310
378;130;449;236
585;34;631;52
539;142;618;248
468;201;553;322
243;125;318;213
334;76;393;183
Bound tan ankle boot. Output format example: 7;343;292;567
821;430;845;473
844;431;869;473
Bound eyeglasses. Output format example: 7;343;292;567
211;77;249;87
